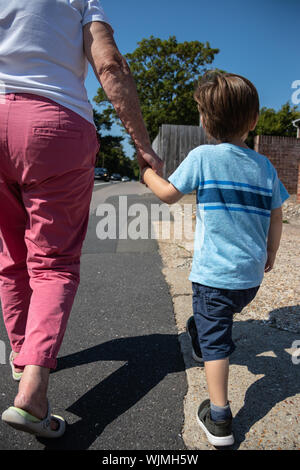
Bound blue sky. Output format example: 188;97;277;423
85;0;300;157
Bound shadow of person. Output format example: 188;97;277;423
230;305;300;449
37;333;186;450
37;306;300;450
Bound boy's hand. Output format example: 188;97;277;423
264;250;277;273
139;164;151;185
265;207;282;273
137;149;163;184
141;165;183;204
139;164;146;179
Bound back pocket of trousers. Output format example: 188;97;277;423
32;128;82;138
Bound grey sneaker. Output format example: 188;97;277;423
186;316;203;363
197;399;234;447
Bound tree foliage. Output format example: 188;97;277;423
256;103;300;137
94;36;219;142
92;108;137;177
247;102;300;147
93;36;299;159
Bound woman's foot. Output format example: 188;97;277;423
11;351;24;374
14;365;59;431
13;394;59;431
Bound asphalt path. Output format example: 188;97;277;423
0;181;187;450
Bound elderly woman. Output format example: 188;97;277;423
0;0;162;437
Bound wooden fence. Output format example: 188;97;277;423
152;124;216;178
152;124;300;200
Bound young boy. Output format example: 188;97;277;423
141;71;289;447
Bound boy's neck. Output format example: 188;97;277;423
226;136;249;149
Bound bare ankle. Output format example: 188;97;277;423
14;391;48;419
14;392;59;430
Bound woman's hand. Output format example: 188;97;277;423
137;148;163;183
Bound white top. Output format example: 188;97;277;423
0;0;111;127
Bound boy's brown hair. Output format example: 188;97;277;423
194;70;259;142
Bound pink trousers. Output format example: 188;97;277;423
0;93;99;369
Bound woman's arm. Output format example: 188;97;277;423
83;21;162;173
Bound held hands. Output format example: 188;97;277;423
137;148;163;184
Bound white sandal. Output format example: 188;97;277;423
1;400;66;438
9;351;23;382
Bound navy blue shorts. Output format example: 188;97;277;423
192;282;260;361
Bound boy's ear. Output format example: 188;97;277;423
200;114;205;129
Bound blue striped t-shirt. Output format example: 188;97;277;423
168;143;289;289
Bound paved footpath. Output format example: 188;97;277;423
0;183;187;450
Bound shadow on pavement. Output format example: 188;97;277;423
37;306;300;450
38;333;185;450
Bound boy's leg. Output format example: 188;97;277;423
193;283;259;445
192;282;259;407
192;283;235;415
192;283;237;445
204;358;229;408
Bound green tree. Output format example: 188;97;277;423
92;108;136;177
247;102;300;147
92;107;113;134
94;35;219;142
256;103;300;136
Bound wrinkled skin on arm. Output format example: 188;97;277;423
83;21;163;175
